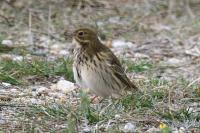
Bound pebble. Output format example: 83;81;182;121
114;114;121;119
185;46;200;57
166;58;183;65
30;98;45;105
50;79;76;94
112;39;135;48
2;82;11;87
123;122;136;133
145;127;160;133
1;40;13;47
59;50;69;56
31;86;49;96
179;127;185;133
134;53;150;58
10;88;20;95
13;56;23;61
82;127;90;133
0;54;13;61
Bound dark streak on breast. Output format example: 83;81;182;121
76;67;81;80
96;53;102;61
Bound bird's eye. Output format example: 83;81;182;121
78;31;84;36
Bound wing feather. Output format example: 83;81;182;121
98;47;138;91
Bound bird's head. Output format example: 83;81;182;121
72;28;99;46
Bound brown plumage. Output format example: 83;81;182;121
71;27;138;98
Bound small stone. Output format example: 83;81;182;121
83;127;90;133
134;53;150;58
166;58;183;65
115;114;121;119
112;39;135;48
145;127;160;133
51;44;60;50
13;56;23;61
185;46;200;57
172;129;179;133
50;79;76;94
2;82;11;87
187;107;194;113
123;122;136;133
1;40;13;47
59;50;69;56
179;127;185;133
31;86;49;96
108;16;120;23
30;98;44;105
10;89;19;95
0;54;13;61
55;124;68;129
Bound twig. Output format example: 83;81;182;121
28;9;33;45
0;104;26;107
47;5;52;52
186;77;200;89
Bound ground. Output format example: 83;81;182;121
0;0;200;132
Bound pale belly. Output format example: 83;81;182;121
73;63;122;98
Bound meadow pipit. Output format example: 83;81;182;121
70;27;138;98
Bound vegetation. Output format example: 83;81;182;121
0;0;200;132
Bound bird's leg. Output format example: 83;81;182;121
90;95;99;103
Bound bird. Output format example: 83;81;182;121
70;27;138;98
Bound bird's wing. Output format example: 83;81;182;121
98;48;138;91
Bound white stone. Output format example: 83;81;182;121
1;40;13;47
179;127;185;133
59;50;69;56
83;127;90;132
185;46;200;57
32;86;49;96
187;107;194;113
145;127;160;133
13;56;23;61
10;89;19;95
134;53;150;58
0;54;13;60
37;86;48;93
112;39;135;48
50;79;76;94
166;58;183;65
30;98;44;105
172;129;179;133
123;122;136;133
2;82;11;87
108;16;120;23
51;44;60;50
115;114;121;119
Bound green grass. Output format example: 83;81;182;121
156;107;200;122
0;57;73;85
0;52;199;132
121;59;153;73
15;90;102;132
11;77;200;132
